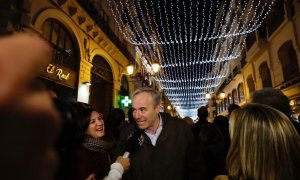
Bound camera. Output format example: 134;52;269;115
52;99;90;180
53;98;92;150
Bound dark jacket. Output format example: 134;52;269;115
69;146;110;180
123;113;206;180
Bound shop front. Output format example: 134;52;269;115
38;18;80;102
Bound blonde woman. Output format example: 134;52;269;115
226;103;300;180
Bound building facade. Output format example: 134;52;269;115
0;0;140;118
216;0;300;115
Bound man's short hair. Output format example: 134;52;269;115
132;87;161;107
197;106;208;119
250;88;291;117
228;104;240;116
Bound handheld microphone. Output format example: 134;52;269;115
122;130;143;158
122;152;130;158
104;130;143;180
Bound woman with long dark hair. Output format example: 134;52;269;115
70;108;113;180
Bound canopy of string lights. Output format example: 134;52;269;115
107;0;274;118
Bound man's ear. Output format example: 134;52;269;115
155;105;161;113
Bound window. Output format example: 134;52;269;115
247;75;255;95
246;31;256;50
278;40;299;81
232;89;238;104
238;83;245;103
240;49;247;68
266;0;285;36
259;62;272;87
258;20;267;39
120;76;129;96
42;19;78;71
227;93;232;105
223;98;227;111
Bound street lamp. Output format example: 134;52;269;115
205;92;211;99
127;61;160;75
151;61;160;74
219;91;226;99
126;64;134;75
125;61;161;87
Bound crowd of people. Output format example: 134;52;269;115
2;33;300;180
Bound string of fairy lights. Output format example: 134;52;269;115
107;0;275;118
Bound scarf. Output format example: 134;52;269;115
82;135;114;153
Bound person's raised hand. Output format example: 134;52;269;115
0;33;61;180
0;33;52;108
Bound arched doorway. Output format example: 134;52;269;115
90;56;113;119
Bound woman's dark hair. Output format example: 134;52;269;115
53;99;78;150
127;108;135;124
128;108;138;128
213;115;230;152
198;123;227;179
106;108;125;130
106;108;126;140
199;123;224;146
76;108;94;144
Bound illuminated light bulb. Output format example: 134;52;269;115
126;64;134;75
152;61;160;74
205;92;211;99
219;92;226;99
106;0;275;118
290;100;296;107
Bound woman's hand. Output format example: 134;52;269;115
85;173;96;180
116;156;130;171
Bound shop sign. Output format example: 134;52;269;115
118;95;132;108
46;64;70;80
41;63;76;88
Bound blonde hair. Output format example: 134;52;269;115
227;103;300;180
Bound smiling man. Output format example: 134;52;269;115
122;87;206;180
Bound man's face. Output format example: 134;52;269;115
132;92;160;132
